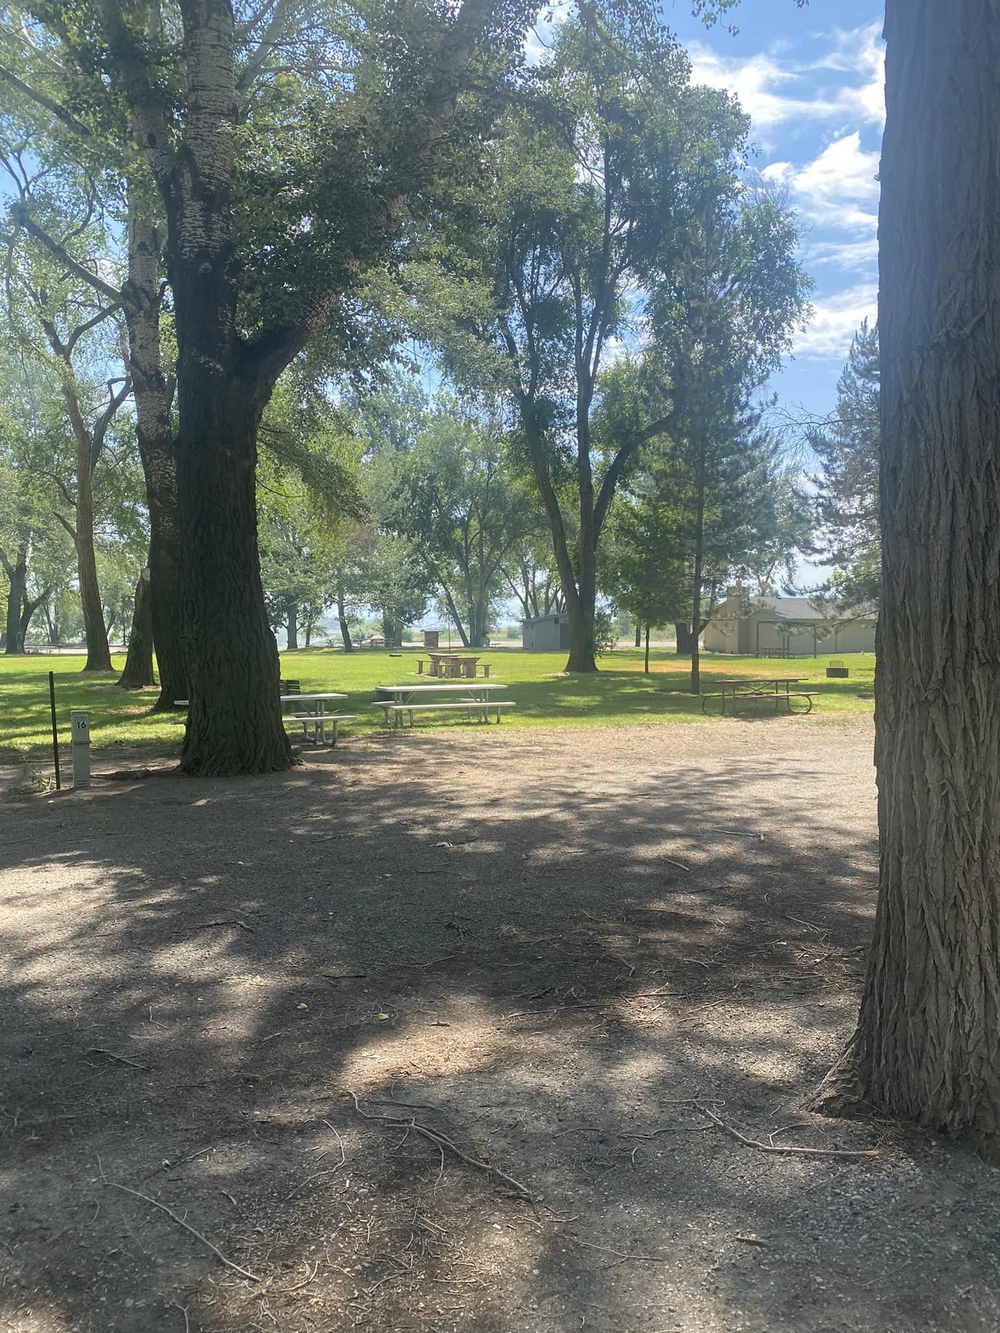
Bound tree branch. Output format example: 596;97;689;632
53;510;78;543
235;0;301;98
92;379;132;472
0;61;92;137
12;205;122;304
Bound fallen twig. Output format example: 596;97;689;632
735;1234;768;1247
193;918;254;933
101;1175;261;1282
698;1104;876;1158
662;858;691;872
85;1047;149;1071
169;1302;191;1333
350;1092;533;1202
576;1239;667;1269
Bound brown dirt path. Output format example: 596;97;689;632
2;717;998;1332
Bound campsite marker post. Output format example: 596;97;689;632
71;710;90;789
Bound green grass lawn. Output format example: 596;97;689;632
0;646;875;761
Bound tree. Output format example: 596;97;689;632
0;0;541;773
602;489;688;672
809;321;880;610
389;399;537;647
0;192;135;671
426;9;749;672
117;567;155;688
806;2;1000;1152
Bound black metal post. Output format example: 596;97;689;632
48;670;61;790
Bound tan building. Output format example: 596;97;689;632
702;591;877;657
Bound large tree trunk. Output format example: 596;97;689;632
118;567;156;689
175;374;292;775
124;206;187;712
674;622;694;656
75;452;113;672
337;590;353;651
808;0;1000;1151
286;602;298;651
525;424;597;673
2;546;27;654
19;590;45;648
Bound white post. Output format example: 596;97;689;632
71;710;90;789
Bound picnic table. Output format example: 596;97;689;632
374;681;513;728
700;677;817;716
173;692;352;745
424;651;481;678
280;692;351;744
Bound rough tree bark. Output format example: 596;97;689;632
286;603;298;651
674;622;694;656
118;567;155;688
807;0;1000;1152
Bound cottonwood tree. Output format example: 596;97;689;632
1;224;132;671
423;7;749;672
0;458;54;652
802;2;1000;1153
0;0;539;773
0;32;188;706
388;399;537;647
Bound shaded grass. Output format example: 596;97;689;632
0;646;875;761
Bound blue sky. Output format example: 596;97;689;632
660;0;884;422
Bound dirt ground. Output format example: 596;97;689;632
3;716;1000;1333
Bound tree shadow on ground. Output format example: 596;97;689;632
2;720;998;1333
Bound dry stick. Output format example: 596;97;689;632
282;1123;347;1203
85;1047;149;1071
697;1105;876;1159
349;1092;533;1201
103;1180;261;1282
169;1302;191;1333
662;858;691;872
193;918;255;932
576;1239;667;1269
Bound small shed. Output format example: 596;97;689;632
522;613;570;652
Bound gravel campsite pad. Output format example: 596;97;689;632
3;716;1000;1332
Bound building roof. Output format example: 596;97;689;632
749;596;876;623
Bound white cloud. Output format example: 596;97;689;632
687;22;885;136
763;132;880;234
805;237;879;272
795;283;877;360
